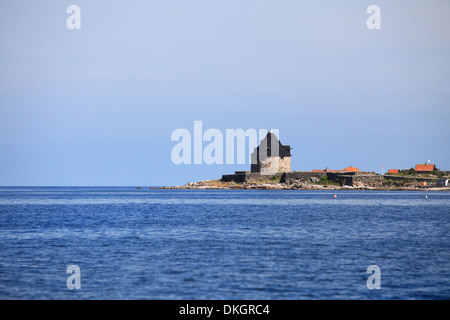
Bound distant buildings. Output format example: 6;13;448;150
386;163;439;174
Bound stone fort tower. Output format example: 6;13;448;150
251;131;291;173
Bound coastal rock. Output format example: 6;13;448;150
309;177;320;183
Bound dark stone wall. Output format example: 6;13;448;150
326;172;383;187
284;171;326;184
352;175;384;187
221;172;283;183
221;174;246;183
222;171;327;184
222;170;386;188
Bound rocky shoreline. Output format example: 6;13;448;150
149;179;450;191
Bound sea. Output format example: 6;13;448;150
0;187;448;300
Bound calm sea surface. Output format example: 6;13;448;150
0;187;449;299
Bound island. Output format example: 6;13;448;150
157;132;450;191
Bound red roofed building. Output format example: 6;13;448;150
312;166;361;173
388;169;399;173
415;164;436;172
342;166;361;172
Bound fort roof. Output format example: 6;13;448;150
312;166;361;173
342;166;361;172
252;131;291;158
415;164;436;172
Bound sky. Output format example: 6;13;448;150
0;0;449;186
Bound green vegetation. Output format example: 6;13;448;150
269;175;282;182
432;170;445;178
383;179;410;188
316;175;340;186
255;174;282;184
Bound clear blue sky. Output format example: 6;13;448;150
1;0;449;186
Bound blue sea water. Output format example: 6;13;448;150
0;187;449;300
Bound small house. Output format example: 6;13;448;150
415;164;436;172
